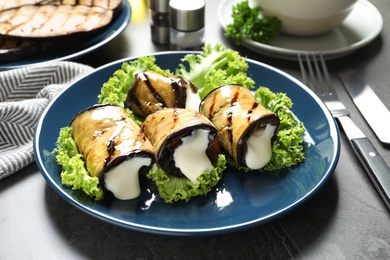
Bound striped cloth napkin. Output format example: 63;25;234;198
0;61;93;180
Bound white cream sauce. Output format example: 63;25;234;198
185;85;201;111
245;124;276;169
104;157;152;200
173;129;212;184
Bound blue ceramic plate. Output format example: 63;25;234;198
34;52;340;236
0;1;131;71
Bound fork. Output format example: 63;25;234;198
298;53;390;211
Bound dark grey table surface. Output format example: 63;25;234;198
1;0;390;259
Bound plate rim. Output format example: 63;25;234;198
0;0;132;71
33;51;341;236
218;0;383;60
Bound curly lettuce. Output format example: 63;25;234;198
146;154;227;203
177;44;253;99
52;127;104;200
254;87;305;171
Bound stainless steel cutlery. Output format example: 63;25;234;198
298;53;390;211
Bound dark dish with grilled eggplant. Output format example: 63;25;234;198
0;0;123;62
0;0;123;38
200;84;280;170
124;70;200;118
70;104;155;200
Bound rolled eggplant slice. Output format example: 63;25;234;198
124;70;200;118
141;108;221;184
0;0;123;38
71;104;155;200
200;84;280;170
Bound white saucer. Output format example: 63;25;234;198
218;0;383;60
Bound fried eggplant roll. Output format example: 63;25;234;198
0;0;123;38
70;104;155;200
200;84;280;170
141;108;221;184
124;70;200;118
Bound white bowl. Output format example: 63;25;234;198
252;0;357;36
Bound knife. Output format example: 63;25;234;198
337;116;390;211
338;70;390;144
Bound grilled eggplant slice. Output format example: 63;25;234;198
200;84;280;170
0;0;123;62
71;104;155;200
0;0;43;11
0;0;123;38
124;70;200;118
141;108;220;184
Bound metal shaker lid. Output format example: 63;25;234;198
150;0;170;12
169;0;205;32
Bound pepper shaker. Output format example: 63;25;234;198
150;0;170;44
169;0;205;50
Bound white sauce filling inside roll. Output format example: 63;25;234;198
104;157;152;200
245;124;277;169
185;86;201;111
173;129;213;184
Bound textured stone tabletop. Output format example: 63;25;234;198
1;0;390;259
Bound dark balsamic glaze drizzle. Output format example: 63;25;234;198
170;77;187;108
104;139;117;168
226;87;240;148
129;90;142;110
125;71;188;116
247;102;258;122
140;72;167;108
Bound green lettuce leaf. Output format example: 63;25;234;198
52;127;104;200
146;154;227;203
254;87;305;171
176;44;253;99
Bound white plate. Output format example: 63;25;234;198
218;0;383;60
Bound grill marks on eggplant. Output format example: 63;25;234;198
141;108;221;178
70;104;155;178
0;0;123;62
247;102;259;122
0;0;123;38
226;89;241;147
48;1;122;10
125;71;188;118
140;72;168;108
0;1;42;11
105;134;119;168
200;84;280;167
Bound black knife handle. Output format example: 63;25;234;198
351;137;390;210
